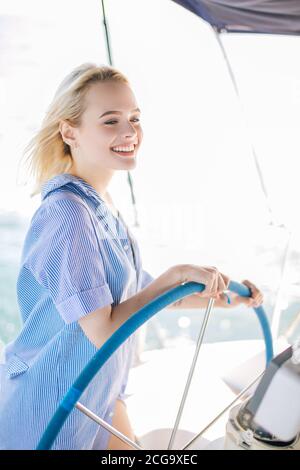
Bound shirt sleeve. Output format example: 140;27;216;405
140;269;154;290
30;197;113;324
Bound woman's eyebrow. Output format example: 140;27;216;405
99;107;141;118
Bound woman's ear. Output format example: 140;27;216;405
59;120;77;148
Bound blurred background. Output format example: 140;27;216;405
1;0;300;353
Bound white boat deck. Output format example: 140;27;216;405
125;338;289;449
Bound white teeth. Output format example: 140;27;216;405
112;145;135;152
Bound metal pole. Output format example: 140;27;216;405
167;298;215;450
212;26;292;343
100;0;113;65
76;401;143;450
100;0;139;226
271;229;292;338
212;26;274;224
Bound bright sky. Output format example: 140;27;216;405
1;0;300;284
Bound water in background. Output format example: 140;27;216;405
1;212;300;352
0;212;25;345
1;1;300;351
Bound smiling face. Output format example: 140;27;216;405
70;81;143;174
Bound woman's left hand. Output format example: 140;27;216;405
215;279;264;309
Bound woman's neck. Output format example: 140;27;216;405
68;166;114;200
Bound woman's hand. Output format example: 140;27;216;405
168;267;263;311
177;264;230;299
214;279;264;309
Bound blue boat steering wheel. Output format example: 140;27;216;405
36;280;273;450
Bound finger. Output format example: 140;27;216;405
201;267;218;296
212;270;219;296
242;279;252;286
248;297;262;308
207;274;218;297
241;280;259;298
248;287;263;303
242;279;255;290
239;280;264;306
242;279;260;292
212;269;222;297
199;267;226;298
217;273;227;293
253;296;264;307
221;272;230;289
253;293;263;302
205;268;226;297
238;296;253;306
195;267;215;297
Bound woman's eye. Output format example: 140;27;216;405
105;118;140;125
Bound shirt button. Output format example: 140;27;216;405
124;244;129;250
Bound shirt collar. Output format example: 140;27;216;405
41;173;104;202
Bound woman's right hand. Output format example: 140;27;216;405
173;264;230;299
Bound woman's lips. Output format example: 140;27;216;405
111;147;136;157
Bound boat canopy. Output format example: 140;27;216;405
172;0;300;35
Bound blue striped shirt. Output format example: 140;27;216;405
0;173;154;450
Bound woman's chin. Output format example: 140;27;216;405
113;156;137;170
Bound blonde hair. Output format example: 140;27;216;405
23;63;130;197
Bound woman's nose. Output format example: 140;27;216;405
122;122;138;137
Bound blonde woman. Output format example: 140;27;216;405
0;63;263;450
